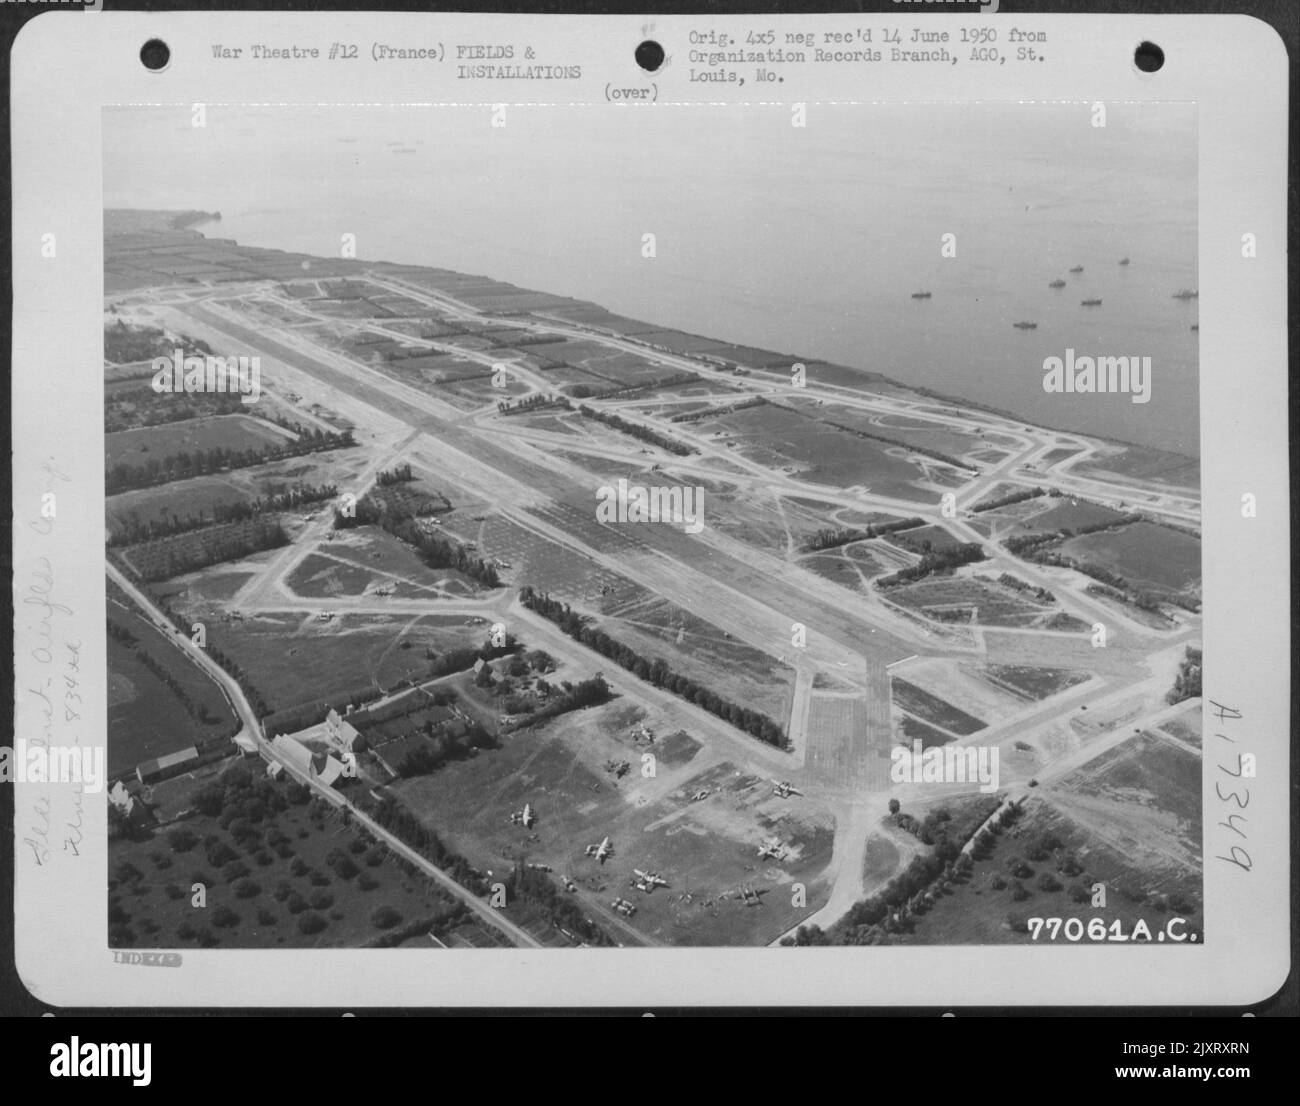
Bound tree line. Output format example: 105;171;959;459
368;796;490;895
124;517;290;582
497;394;569;416
801;516;924;553
375;463;414;486
509;674;612;732
670;395;766;423
876;542;986;588
519;586;788;749
109;481;338;546
971;485;1046;513
576;404;696;456
1167;646;1202;704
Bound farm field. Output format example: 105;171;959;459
106;594;239;777
106;414;291;470
116;516;289;582
107;763;502;949
1060;522;1201;594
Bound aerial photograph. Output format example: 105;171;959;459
102;102;1202;950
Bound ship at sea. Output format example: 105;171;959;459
1081;298;1102;306
1069;265;1084;273
1013;321;1038;329
1119;257;1130;266
910;291;932;299
1172;288;1198;300
1048;279;1066;289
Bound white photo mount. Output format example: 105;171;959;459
9;11;1289;1008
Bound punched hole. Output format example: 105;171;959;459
140;39;171;71
635;40;665;72
1134;41;1164;73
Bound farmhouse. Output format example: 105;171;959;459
325;708;367;753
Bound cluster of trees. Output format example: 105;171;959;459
497;393;568;416
1167;646;1202;704
126;517;290;582
333;498;500;587
670;395;765;423
576;404;696;455
109;482;337;546
877;542;986;588
375;463;414;486
106;425;355;494
369;796;490;895
192;763;292;827
997;573;1055;604
395;721;497;777
367;903;474;948
519;587;787;749
802;517;924;553
971;486;1046;513
505;862;615;946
